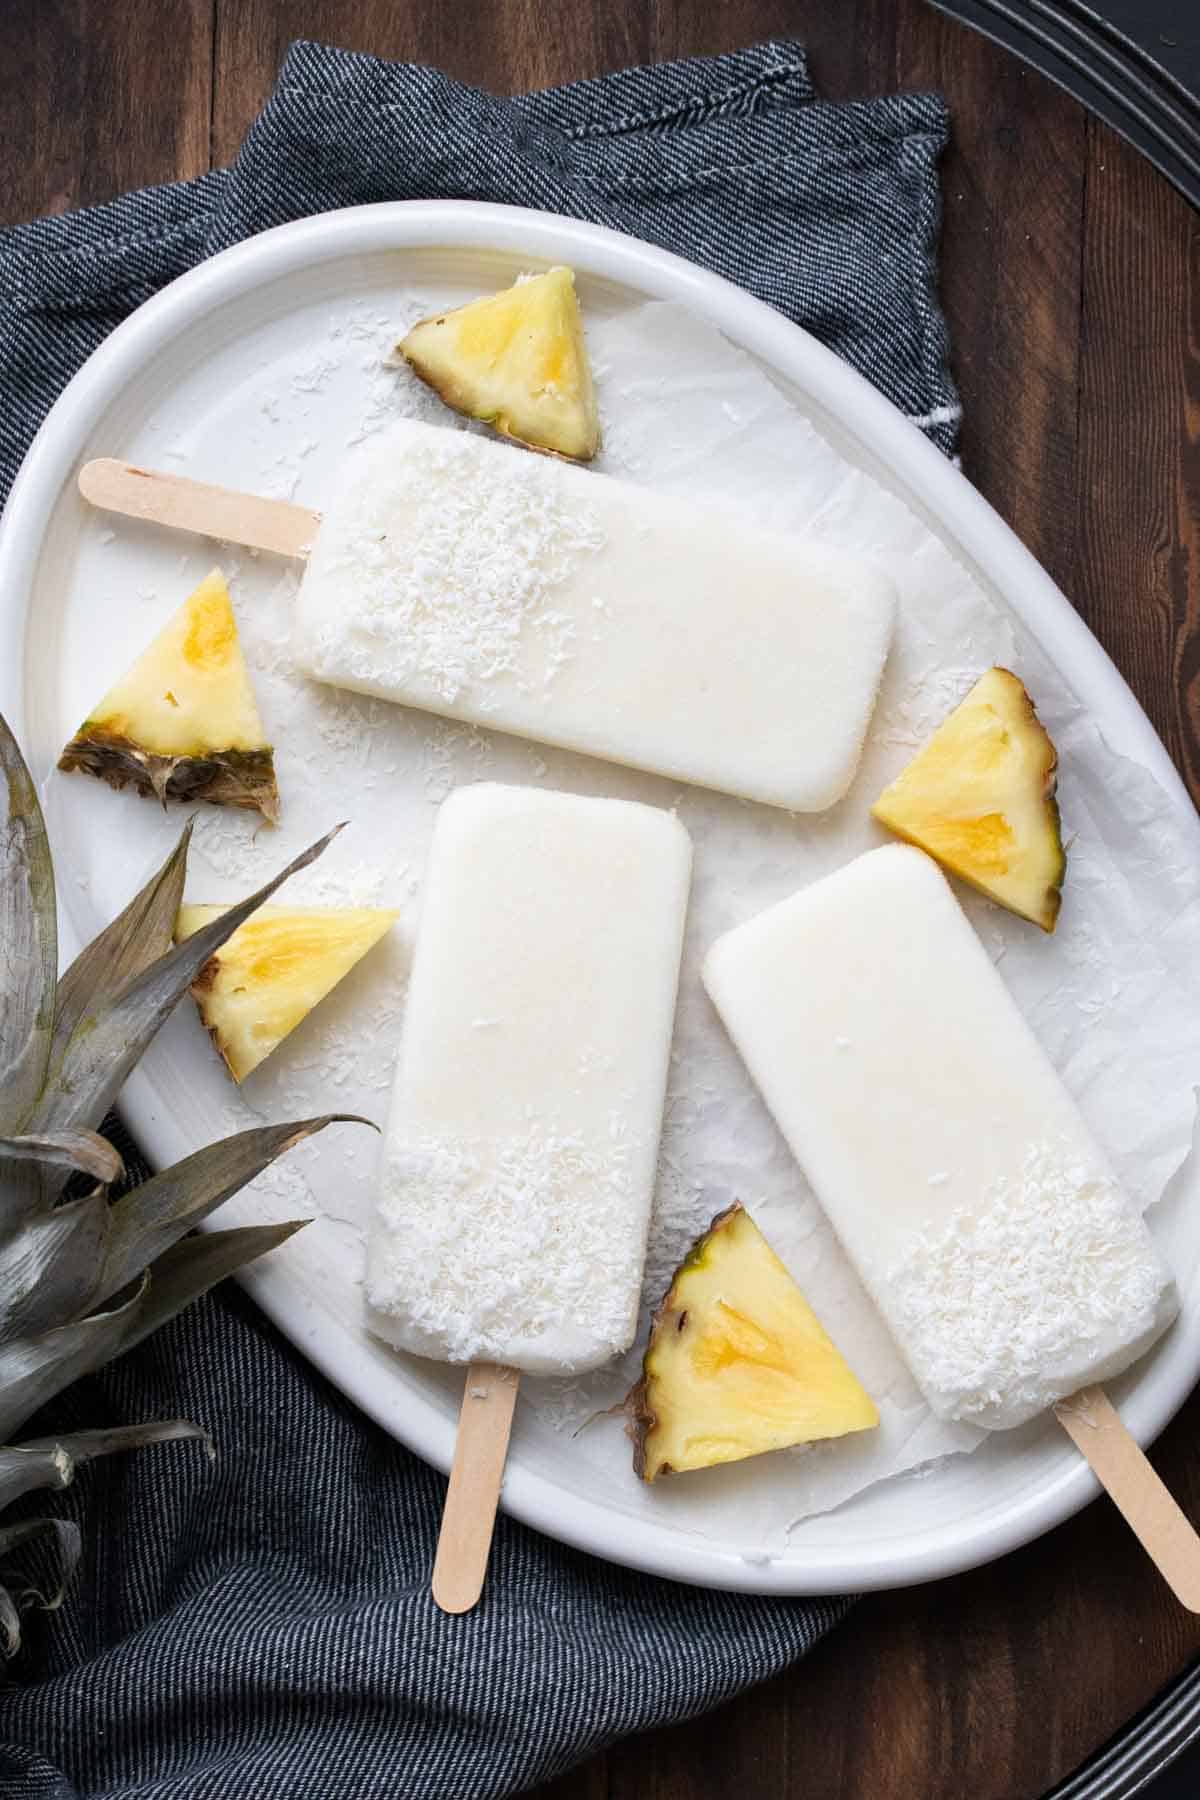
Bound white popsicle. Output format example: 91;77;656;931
293;421;896;813
703;844;1177;1430
366;782;692;1375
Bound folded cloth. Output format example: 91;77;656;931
0;39;955;1800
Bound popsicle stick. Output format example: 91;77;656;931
1056;1385;1200;1610
432;1362;520;1615
78;459;319;559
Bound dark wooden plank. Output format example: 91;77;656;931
650;0;1091;598
2;3;1198;1798
889;6;1089;601
550;1381;1200;1800
209;0;652;165
775;1393;1200;1800
607;1662;790;1800
0;0;212;226
1073;114;1200;789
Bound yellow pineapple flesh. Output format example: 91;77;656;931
175;904;399;1082
398;266;600;461
626;1203;878;1482
871;666;1065;931
58;568;278;821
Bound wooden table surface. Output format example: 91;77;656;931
3;2;1198;1795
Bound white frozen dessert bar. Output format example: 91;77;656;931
292;420;896;813
702;844;1177;1429
366;782;692;1374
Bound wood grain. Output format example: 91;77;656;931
431;1363;520;1615
2;0;1199;1794
886;5;1089;597
209;0;654;160
1074;116;1200;781
77;459;320;558
1055;1387;1200;1615
0;0;211;224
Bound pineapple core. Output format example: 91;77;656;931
397;266;599;461
871;667;1065;931
628;1204;878;1481
175;904;398;1081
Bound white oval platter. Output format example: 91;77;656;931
1;199;1198;1596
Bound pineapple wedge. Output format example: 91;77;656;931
871;667;1065;931
397;266;600;461
626;1203;878;1482
175;903;399;1081
58;568;279;822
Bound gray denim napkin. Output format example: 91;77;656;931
0;39;955;1800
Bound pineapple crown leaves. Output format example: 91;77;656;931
0;707;374;1653
0;1424;212;1512
0;718;56;1135
0;1424;212;1655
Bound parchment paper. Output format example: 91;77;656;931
95;295;1200;1539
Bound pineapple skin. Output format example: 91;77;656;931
398;266;600;462
57;735;278;821
627;1202;878;1483
57;570;279;823
871;667;1065;932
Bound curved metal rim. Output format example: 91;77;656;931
1048;1656;1200;1797
926;0;1200;207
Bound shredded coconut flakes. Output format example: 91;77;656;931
304;437;605;707
366;1120;645;1370
885;1142;1171;1426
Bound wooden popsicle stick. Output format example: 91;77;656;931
1056;1384;1200;1610
78;459;319;559
432;1362;520;1615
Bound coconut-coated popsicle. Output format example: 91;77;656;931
703;844;1177;1429
292;421;896;813
366;782;692;1374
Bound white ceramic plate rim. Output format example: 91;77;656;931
2;199;1198;1596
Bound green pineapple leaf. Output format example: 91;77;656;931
0;1190;111;1347
48;824;192;1082
0;1582;20;1657
97;1114;369;1311
0;1515;82;1637
0;1444;71;1508
0;1422;210;1509
0;1131;123;1186
0;1281;146;1444
115;1224;308;1361
29;823;346;1141
0;712;57;1137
